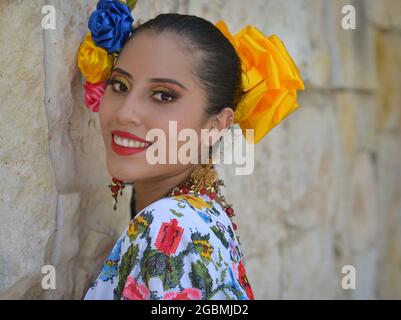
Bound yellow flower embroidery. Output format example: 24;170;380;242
128;216;148;238
173;195;211;210
77;32;114;83
194;239;214;260
214;21;305;144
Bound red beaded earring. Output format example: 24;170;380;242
108;177;125;211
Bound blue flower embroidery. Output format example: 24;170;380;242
228;267;248;300
196;210;212;223
99;237;122;283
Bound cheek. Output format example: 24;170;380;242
98;95;114;144
98;92;113;126
174;106;206;147
175;97;206;128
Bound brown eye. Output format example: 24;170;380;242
105;76;131;94
153;92;173;102
113;81;128;93
151;87;178;103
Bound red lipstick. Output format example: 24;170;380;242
111;130;152;156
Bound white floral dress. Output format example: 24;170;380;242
83;193;255;300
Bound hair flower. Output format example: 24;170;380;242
88;0;134;53
214;20;305;144
84;81;106;112
77;32;114;84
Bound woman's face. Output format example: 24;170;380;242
99;31;210;182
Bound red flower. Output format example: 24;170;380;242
121;275;150;300
84;81;106;112
237;260;255;300
155;218;184;255
163;288;202;300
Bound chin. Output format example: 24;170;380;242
105;159;147;182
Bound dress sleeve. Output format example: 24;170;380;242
113;198;231;300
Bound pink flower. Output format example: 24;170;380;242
163;288;202;300
84;81;106;112
121;275;150;300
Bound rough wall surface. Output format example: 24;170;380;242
0;0;400;299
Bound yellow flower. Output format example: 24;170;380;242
194;239;214;260
214;21;305;144
128;216;148;238
77;32;114;83
173;195;212;210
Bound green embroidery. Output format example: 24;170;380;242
189;260;214;299
170;208;184;217
211;282;243;300
140;239;168;284
208;205;221;216
190;231;214;264
113;243;139;300
211;225;229;248
227;225;235;240
220;266;227;281
177;202;186;209
127;209;154;242
140;236;185;292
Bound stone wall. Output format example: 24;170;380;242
0;0;400;299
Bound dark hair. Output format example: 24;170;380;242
124;13;245;118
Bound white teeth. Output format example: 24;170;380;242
122;138;129;147
113;134;149;148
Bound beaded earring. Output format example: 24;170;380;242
108;177;125;211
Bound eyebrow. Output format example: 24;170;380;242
112;67;188;90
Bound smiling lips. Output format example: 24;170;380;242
111;129;152;156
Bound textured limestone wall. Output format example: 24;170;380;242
0;0;400;299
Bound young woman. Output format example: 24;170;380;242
78;1;304;300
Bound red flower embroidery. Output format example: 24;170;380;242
163;288;202;300
121;275;150;300
237;260;255;300
155;218;184;255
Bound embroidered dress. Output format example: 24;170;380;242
83;193;254;300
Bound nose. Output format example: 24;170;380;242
116;92;142;126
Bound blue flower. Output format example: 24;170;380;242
108;237;122;261
99;261;118;283
88;0;134;53
99;238;122;283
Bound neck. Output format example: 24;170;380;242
133;164;196;213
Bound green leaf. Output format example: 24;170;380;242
113;243;139;299
168;255;185;290
220;266;227;281
189;260;213;299
211;225;229;248
170;209;184;217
